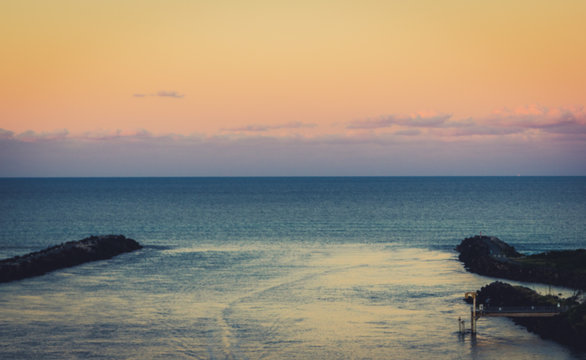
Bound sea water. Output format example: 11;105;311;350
0;177;585;359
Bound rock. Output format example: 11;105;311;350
0;235;142;283
456;235;521;261
456;235;586;290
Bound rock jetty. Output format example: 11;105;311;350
472;281;574;308
0;235;142;283
469;281;586;350
456;235;586;290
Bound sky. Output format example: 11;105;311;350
1;0;585;176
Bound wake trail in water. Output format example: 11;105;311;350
217;263;366;359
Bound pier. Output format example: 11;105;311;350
461;292;563;334
480;305;561;318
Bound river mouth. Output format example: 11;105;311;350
0;242;580;359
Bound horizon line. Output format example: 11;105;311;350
2;175;585;179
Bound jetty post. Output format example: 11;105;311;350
458;317;466;334
465;292;478;334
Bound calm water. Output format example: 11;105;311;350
1;177;585;359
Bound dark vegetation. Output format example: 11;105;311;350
0;235;142;283
471;281;578;308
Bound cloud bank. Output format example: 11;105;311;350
346;106;586;139
1;106;585;176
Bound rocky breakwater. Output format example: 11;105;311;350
0;235;142;283
456;235;586;290
469;281;586;350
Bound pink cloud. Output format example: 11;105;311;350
1;105;585;176
4;106;585;146
1;122;585;176
0;129;14;140
4;133;586;176
492;104;550;117
489;105;586;131
346;106;586;140
79;129;154;141
157;90;184;98
133;90;185;98
14;129;69;142
393;129;421;136
224;121;317;132
347;113;452;129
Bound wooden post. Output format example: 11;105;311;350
471;301;476;334
465;292;477;334
459;317;466;334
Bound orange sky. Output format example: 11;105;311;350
2;0;585;137
1;1;585;176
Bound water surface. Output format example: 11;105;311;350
1;177;585;359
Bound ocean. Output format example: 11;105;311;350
0;177;585;359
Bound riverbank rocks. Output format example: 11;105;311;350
0;235;142;283
456;235;586;290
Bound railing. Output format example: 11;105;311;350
462;291;565;335
459;305;563;335
482;306;561;313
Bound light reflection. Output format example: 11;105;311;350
0;243;579;359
